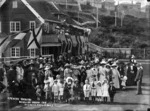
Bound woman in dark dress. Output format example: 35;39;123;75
126;62;137;86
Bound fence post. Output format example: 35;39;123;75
144;48;146;59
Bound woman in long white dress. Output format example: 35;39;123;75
96;81;103;102
111;63;120;89
98;61;107;83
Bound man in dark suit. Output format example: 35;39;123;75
6;65;18;96
134;63;143;95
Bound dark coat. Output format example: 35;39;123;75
126;64;137;86
0;68;4;82
134;68;143;82
6;69;17;85
108;86;116;98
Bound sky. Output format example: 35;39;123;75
114;0;148;7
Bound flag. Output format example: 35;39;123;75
27;26;43;49
0;37;9;57
6;32;26;48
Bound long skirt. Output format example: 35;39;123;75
84;91;90;97
91;88;97;96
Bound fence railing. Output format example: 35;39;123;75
103;48;150;59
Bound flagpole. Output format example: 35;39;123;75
78;11;79;22
115;12;117;26
66;0;67;10
121;11;124;27
96;5;99;28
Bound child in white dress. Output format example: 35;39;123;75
96;81;103;102
52;80;59;103
59;80;64;102
90;77;97;103
83;80;91;104
102;80;109;103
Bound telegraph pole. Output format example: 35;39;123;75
66;0;67;10
115;12;117;26
96;5;99;28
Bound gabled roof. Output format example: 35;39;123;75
0;0;6;8
26;0;60;21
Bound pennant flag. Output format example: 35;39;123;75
6;32;27;48
0;36;12;57
27;26;42;49
14;33;26;40
80;36;85;54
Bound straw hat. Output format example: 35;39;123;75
45;65;50;70
56;75;60;79
109;81;114;84
100;61;107;65
97;81;101;85
39;57;43;60
66;77;73;83
106;63;111;67
64;63;70;67
111;63;117;67
80;60;85;65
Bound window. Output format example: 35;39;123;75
29;48;36;57
12;1;18;8
10;21;21;33
29;21;36;30
11;47;20;57
0;21;1;33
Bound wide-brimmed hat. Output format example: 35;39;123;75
106;63;111;67
131;55;135;59
39;57;43;60
109;81;114;84
56;75;60;79
45;65;50;70
80;60;85;65
100;61;107;65
86;65;90;68
97;81;101;84
111;63;117;67
64;63;70;67
66;77;73;83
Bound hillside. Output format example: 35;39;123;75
89;15;150;48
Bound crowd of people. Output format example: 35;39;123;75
0;53;143;104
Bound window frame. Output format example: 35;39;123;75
10;21;21;33
29;48;36;57
10;47;20;58
12;1;18;8
29;21;36;30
